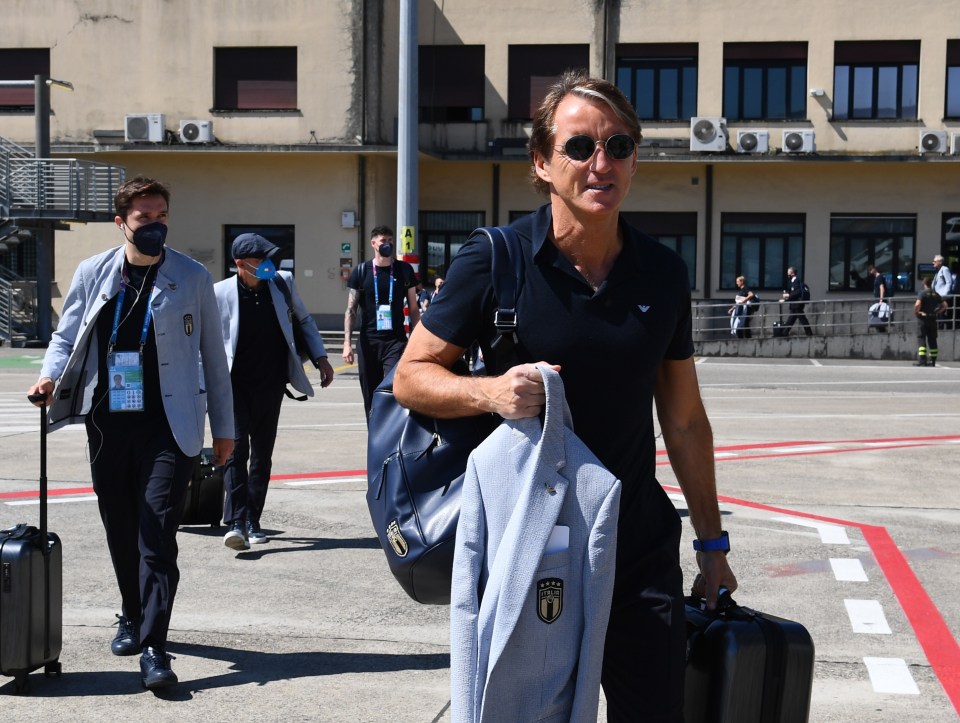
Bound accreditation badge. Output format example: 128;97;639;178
376;304;394;331
107;351;145;412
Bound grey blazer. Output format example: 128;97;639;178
213;270;327;398
40;245;234;456
450;367;621;723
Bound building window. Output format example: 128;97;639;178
0;233;38;279
508;45;589;119
720;214;805;292
833;41;919;121
420;46;485;122
214;47;297;111
0;48;50;111
621;212;697;289
223;225;295;279
829;215;915;293
722;43;807;121
616;44;698;121
419;211;485;285
946;40;960;119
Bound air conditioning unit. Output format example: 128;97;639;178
690;117;728;152
918;130;947;155
736;130;769;154
179;119;214;144
952;132;960;156
782;130;815;154
125;113;165;143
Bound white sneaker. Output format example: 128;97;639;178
223;522;249;551
247;521;269;545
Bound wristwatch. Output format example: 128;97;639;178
693;531;730;553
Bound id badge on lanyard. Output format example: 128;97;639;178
108;351;145;412
376;304;393;331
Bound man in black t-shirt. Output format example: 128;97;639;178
343;225;420;419
392;72;735;721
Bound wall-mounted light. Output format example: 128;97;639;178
809;88;825;97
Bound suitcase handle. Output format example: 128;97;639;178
686;586;737;613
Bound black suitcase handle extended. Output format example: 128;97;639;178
25;392;53;662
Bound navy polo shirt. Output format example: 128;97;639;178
423;204;694;562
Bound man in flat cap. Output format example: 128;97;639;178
214;233;334;551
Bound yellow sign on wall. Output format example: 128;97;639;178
400;226;415;254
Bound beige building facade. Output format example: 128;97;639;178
2;0;958;327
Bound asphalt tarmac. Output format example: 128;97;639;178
0;349;957;722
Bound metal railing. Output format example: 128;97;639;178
0;265;37;344
693;295;957;341
1;156;124;218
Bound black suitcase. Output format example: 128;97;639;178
684;592;814;723
0;394;63;694
179;448;224;527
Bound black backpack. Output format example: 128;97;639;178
800;282;811;301
365;226;524;604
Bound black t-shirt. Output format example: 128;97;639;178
422;204;694;565
231;277;288;389
91;261;164;430
347;259;417;341
917;288;943;317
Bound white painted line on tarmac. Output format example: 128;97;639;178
714;451;739;458
845;599;893;634
830;558;869;582
772;516;850;544
6;495;98;506
863;657;920;694
284;476;368;487
809;358;823;366
773;444;837;454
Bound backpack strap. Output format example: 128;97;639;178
469;226;524;359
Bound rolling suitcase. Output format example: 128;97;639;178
179;448;224;527
684;591;814;723
0;393;63;694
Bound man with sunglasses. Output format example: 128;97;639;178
393;71;736;721
215;234;333;551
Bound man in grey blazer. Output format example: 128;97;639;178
395;72;737;721
28;176;234;690
214;233;333;550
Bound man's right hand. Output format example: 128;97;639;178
342;344;354;365
28;378;55;407
484;363;561;420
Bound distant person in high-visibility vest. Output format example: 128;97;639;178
342;226;420;421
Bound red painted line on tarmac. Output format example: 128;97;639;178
663;485;960;716
0;486;93;500
269;469;366;481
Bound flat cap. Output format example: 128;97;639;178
231;233;278;260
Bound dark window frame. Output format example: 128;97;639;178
832;40;920;121
418;210;486;285
507;44;589;120
722;42;808;121
828;214;916;293
419;45;486;123
720;213;806;292
223;224;296;279
0;48;50;112
615;43;698;121
213;47;298;112
946;40;960;120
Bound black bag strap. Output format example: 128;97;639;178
469;226;524;361
272;273;298;321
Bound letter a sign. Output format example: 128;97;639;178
400;226;415;254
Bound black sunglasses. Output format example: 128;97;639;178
558;134;636;161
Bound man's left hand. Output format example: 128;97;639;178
212;437;235;466
315;357;335;388
691;550;738;611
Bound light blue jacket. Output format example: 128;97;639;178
451;367;621;723
40;245;233;456
213;270;327;398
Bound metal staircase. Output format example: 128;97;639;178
1;135;124;345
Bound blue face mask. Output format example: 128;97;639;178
246;258;276;281
378;242;394;258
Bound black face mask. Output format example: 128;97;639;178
378;242;394;258
129;221;168;257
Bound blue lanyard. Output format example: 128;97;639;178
108;270;155;353
372;261;394;307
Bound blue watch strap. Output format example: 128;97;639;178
693;531;730;552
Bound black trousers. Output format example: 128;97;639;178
783;311;813;335
917;318;939;355
85;415;194;650
223;381;286;527
357;333;407;419
601;545;686;722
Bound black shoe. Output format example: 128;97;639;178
913;361;927;366
140;646;178;689
223;521;249;551
111;614;139;656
